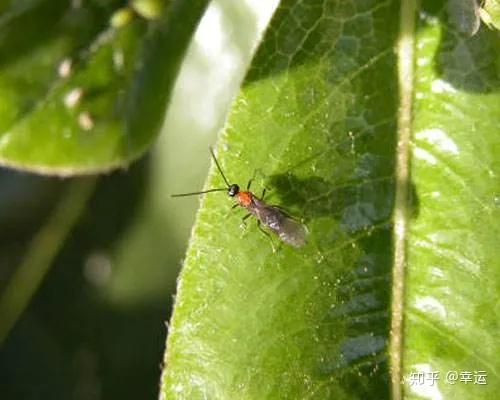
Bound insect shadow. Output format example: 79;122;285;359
267;173;419;228
266;173;338;218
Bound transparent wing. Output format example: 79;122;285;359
277;216;308;247
255;202;308;248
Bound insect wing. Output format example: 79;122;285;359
277;215;308;248
252;199;308;248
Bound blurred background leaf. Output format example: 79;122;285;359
0;0;274;398
0;0;208;174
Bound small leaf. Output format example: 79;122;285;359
132;0;164;20
480;0;500;31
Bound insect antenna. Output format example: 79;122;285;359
209;146;231;187
171;188;227;197
170;147;231;198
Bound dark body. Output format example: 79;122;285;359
235;189;307;248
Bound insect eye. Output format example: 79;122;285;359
228;184;239;197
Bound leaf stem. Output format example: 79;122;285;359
391;0;417;398
0;178;96;345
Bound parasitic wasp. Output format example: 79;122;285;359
172;148;308;249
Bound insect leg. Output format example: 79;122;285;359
247;168;265;190
226;203;241;220
257;220;276;252
246;168;258;190
240;213;252;227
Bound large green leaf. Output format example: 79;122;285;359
163;0;397;398
0;0;209;175
161;0;499;398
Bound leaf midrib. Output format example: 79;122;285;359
390;0;417;398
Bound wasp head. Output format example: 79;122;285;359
228;184;240;197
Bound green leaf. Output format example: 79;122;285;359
163;0;397;398
0;0;209;175
162;0;499;398
403;2;500;399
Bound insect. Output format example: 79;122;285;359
172;148;308;249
